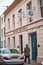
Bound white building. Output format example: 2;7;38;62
1;14;5;48
4;0;43;63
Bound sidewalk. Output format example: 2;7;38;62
24;60;41;65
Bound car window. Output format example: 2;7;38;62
9;49;19;54
2;49;10;54
0;50;1;53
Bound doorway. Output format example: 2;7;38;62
19;35;23;54
31;32;37;60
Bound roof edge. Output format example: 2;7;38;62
4;0;23;16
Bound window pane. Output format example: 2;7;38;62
40;0;43;17
40;0;43;6
8;38;10;48
20;17;22;26
12;15;15;28
18;9;22;26
2;49;10;54
9;49;19;54
27;1;32;10
0;50;1;53
8;18;10;30
41;7;43;17
13;37;15;48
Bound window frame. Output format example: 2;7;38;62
40;0;43;17
26;1;32;22
18;9;22;26
12;14;15;28
13;37;15;48
8;18;10;30
8;37;10;48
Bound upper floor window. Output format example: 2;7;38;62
1;29;3;38
27;1;32;10
18;9;22;26
4;28;5;36
40;0;43;17
27;1;32;22
1;18;3;24
8;37;10;48
12;14;15;28
8;18;10;30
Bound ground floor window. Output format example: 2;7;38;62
13;37;15;48
8;38;10;48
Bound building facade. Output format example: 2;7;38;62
4;0;43;63
0;16;1;47
1;14;5;48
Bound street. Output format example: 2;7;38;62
24;63;41;65
23;60;41;65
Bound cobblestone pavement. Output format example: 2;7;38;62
24;60;41;65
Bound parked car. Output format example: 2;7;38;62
0;48;24;65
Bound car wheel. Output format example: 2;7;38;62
21;64;24;65
0;63;2;65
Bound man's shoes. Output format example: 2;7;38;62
28;62;30;64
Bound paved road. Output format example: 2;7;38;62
24;63;41;65
24;60;41;65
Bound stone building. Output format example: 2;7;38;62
1;14;5;48
0;16;1;47
4;0;43;63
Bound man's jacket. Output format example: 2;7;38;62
24;47;30;56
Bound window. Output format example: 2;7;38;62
2;49;10;54
4;40;6;48
40;0;43;17
1;41;3;47
0;50;1;53
12;15;15;28
1;29;3;38
1;18;3;24
8;18;10;30
27;1;32;22
19;17;22;26
8;38;10;48
18;9;22;26
13;37;15;48
27;1;32;10
9;49;19;54
4;28;5;36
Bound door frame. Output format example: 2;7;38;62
31;32;37;60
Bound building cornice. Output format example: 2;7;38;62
4;0;23;16
5;18;43;36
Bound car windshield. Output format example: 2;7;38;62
2;49;10;54
9;49;19;54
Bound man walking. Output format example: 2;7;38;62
24;44;30;64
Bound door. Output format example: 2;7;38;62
31;32;37;60
20;35;23;54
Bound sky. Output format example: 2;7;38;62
0;0;14;16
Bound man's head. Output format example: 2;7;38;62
26;44;28;47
